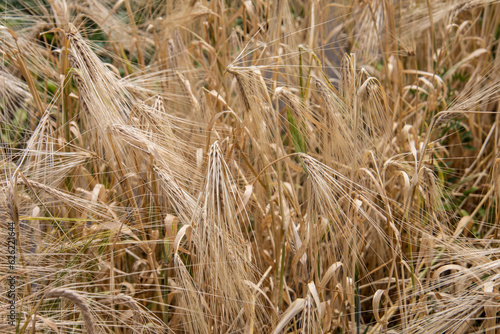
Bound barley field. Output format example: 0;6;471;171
1;0;500;333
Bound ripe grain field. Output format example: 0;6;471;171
1;0;500;333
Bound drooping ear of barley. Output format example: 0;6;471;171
312;74;358;166
65;24;137;160
0;69;32;126
44;288;95;334
174;141;267;333
226;66;280;163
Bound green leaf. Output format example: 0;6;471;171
464;186;478;197
286;108;306;153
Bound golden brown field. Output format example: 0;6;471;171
1;0;500;333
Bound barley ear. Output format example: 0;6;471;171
45;289;95;334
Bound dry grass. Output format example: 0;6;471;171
1;0;500;333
